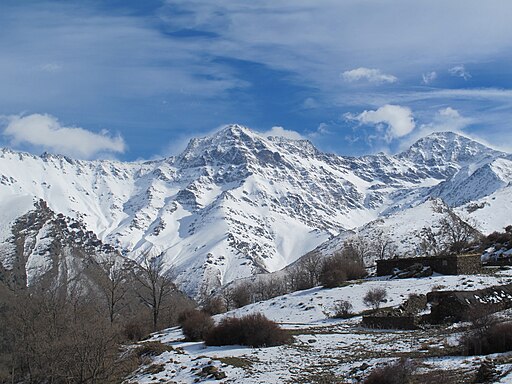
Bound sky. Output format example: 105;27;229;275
1;0;512;160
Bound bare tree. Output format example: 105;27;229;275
440;212;481;254
344;237;372;261
419;212;481;256
374;231;398;260
286;264;312;292
226;281;253;309
98;256;130;324
132;253;176;331
298;253;323;288
253;275;287;302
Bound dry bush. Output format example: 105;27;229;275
134;341;174;358
225;282;253;309
363;287;388;310
178;309;214;341
205;313;292;347
319;257;347;288
286;264;313;291
253;275;287;302
344;259;367;280
123;318;150;342
319;252;366;289
461;321;512;355
202;295;227;315
363;358;415;384
332;299;354;319
2;287;124;384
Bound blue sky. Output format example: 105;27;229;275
1;0;512;160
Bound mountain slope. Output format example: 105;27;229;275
0;126;509;297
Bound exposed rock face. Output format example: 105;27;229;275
0;199;121;291
0;126;510;296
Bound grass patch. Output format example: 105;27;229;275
134;341;174;358
217;356;254;369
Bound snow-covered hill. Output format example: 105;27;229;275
0;125;509;297
131;270;512;383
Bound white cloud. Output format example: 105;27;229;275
347;104;415;142
422;71;437;84
397;107;474;150
449;65;471;80
341;68;397;84
424;107;473;133
2;114;125;159
302;97;319;109
39;63;63;73
263;126;304;140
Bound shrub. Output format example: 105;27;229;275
123;320;148;341
474;361;497;383
319;253;366;288
332;300;354;319
344;259;367;280
363;358;415;384
204;313;292;347
134;341;173;358
202;295;227;315
363;287;388;310
461;321;512;355
178;309;214;341
225;282;253;309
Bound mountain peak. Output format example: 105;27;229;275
176;124;266;168
399;131;504;165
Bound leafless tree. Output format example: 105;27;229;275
224;281;253;309
286;264;312;291
374;231;398;260
98;256;130;324
343;237;372;261
132;253;176;331
419;212;481;256
253;274;287;302
440;212;481;254
298;253;323;288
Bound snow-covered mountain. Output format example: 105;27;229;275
0;125;509;297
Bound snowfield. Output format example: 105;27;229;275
128;270;512;383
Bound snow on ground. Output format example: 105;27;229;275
127;270;512;383
458;185;512;234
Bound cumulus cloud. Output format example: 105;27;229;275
397;107;474;150
2;114;125;159
423;107;473;133
449;65;471;80
341;68;397;84
347;104;415;142
263;126;304;140
422;71;437;84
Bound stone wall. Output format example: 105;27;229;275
426;283;512;323
361;294;427;330
376;254;481;276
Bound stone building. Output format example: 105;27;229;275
376;253;481;277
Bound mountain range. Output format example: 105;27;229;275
0;125;510;297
